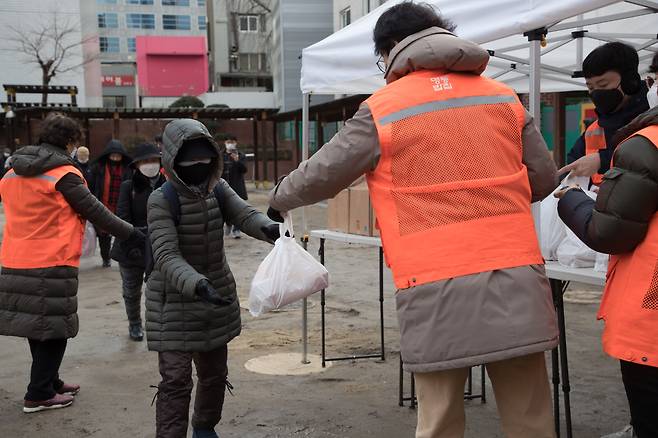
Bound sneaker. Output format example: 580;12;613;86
601;425;635;438
232;230;241;239
57;383;80;396
192;428;218;438
102;260;111;268
129;324;144;342
23;393;74;413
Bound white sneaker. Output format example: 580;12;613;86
601;425;635;438
232;229;241;239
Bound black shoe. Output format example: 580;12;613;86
129;324;144;342
102;260;111;268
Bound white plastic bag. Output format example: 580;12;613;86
81;221;97;259
540;173;588;261
249;214;329;317
594;252;609;273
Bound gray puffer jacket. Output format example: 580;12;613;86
145;119;274;353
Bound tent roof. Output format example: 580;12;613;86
301;0;658;95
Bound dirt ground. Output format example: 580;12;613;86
0;189;630;438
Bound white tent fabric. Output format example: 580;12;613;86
301;0;657;94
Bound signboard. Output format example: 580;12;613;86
102;75;135;87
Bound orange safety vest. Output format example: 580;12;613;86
0;165;86;269
584;120;606;185
365;71;543;289
598;125;658;368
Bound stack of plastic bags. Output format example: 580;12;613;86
540;174;608;273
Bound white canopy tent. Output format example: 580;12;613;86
295;0;658;363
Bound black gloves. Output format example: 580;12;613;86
195;279;233;306
261;223;281;242
125;228;146;261
267;207;284;223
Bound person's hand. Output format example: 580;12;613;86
230;153;239;161
554;184;582;199
558;153;601;177
195;279;233;306
267;207;285;223
261;223;281;242
126;228;146;248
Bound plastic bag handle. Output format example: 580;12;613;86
279;212;294;238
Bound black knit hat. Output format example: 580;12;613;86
583;42;642;95
175;137;218;163
130;143;161;166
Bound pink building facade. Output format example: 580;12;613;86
136;36;209;97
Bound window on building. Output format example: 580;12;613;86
340;7;351;28
126;13;155;29
162;0;190;6
238;14;260;33
163;14;191;30
99;37;120;53
127;37;136;52
98;13;119;28
126;0;154;4
238;53;268;73
97;0;117;4
197;0;206;6
198;16;207;30
103;96;126;108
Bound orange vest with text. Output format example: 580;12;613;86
0;165;86;269
365;71;544;290
598;125;658;368
584;120;606;185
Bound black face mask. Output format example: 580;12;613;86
590;87;624;115
176;162;213;186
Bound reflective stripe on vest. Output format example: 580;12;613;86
0;165;86;269
365;71;543;289
598;125;658;368
584;120;606;185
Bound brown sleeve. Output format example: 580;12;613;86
56;173;134;240
269;104;381;212
522;110;559;202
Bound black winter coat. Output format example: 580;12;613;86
221;151;248;200
110;170;166;267
559;114;658;254
89;140;132;201
74;159;92;184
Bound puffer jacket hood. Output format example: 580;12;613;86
11;143;76;177
385;27;490;84
94;139;132;165
162;119;224;198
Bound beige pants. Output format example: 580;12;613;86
415;352;556;438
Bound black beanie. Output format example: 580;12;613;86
583;42;642;95
175;137;218;163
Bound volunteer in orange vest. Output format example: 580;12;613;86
267;4;559;437
559;42;649;184
0;113;144;414
557;103;658;437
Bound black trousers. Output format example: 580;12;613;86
621;360;658;438
156;346;229;438
119;265;145;326
25;338;68;401
98;234;112;262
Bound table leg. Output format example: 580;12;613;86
379;247;385;361
481;364;486;404
399;355;404;407
320;238;326;368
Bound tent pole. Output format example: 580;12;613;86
526;28;544;240
301;92;310;365
576;15;584;67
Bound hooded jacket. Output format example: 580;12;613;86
89;139;132;201
0;143;133;340
270;28;559;372
145;119;274;352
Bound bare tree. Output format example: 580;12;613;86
8;12;97;106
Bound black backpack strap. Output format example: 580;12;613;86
161;181;181;226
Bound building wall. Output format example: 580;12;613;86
0;0;97;108
333;0;386;31
273;0;334;112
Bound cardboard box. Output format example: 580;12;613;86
327;189;350;233
348;183;379;237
